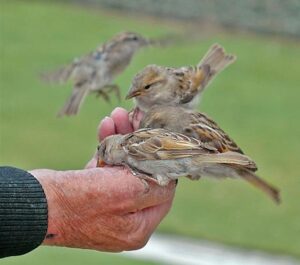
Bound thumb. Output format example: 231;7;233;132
85;151;98;169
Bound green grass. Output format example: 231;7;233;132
0;247;157;265
1;0;300;261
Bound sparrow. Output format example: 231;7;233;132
140;105;243;154
97;127;280;203
126;43;236;112
42;32;150;116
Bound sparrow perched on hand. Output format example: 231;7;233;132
140;105;243;154
126;43;236;112
141;105;281;203
97;127;280;203
42;32;150;116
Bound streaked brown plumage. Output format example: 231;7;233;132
139;106;280;203
97;128;257;178
126;43;236;112
140;105;243;154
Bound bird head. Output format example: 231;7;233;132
117;31;150;48
97;135;124;167
126;65;170;111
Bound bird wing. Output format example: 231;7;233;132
170;44;236;104
188;112;245;154
124;128;214;161
41;60;78;84
41;44;106;84
171;66;210;104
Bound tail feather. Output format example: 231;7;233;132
195;151;257;170
237;168;281;204
40;64;75;84
198;43;236;88
194;151;280;203
57;84;89;117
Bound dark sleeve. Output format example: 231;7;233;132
0;166;48;258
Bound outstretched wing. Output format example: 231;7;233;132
40;61;78;84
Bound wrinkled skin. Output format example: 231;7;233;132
31;107;175;252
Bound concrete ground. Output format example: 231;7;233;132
124;234;300;265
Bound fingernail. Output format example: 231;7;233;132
98;117;113;133
100;116;111;124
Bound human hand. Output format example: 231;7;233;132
31;107;175;252
31;167;175;252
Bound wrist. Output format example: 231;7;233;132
30;169;71;247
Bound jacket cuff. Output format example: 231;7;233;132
0;166;48;258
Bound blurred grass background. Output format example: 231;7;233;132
1;0;300;263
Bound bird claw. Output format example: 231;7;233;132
96;90;111;102
103;84;121;102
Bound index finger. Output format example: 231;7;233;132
98;116;116;141
134;180;176;212
111;107;133;134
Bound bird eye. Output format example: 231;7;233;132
144;84;152;90
102;145;106;156
132;36;138;41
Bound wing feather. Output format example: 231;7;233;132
124;128;212;160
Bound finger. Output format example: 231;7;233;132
118;174;176;213
126;197;174;245
128;109;134;125
98;116;116;141
111;107;133;134
132;108;144;131
94;167;175;213
135;180;176;211
139;197;174;232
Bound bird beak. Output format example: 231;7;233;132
97;159;106;167
126;90;142;100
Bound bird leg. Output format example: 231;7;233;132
186;174;202;180
104;84;121;101
95;90;111;102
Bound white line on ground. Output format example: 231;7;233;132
123;233;299;265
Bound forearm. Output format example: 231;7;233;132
0;166;48;258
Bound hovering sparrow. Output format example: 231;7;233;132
42;32;150;116
97;127;280;203
126;43;236;112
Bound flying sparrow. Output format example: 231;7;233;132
97;127;280;203
42;32;150;116
126;43;236;113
